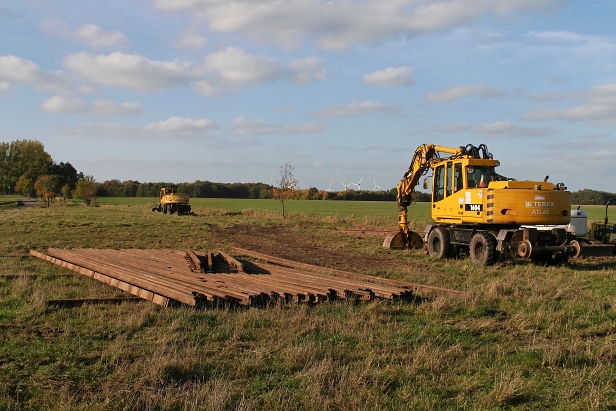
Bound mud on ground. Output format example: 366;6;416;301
212;223;425;274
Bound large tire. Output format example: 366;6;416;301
469;232;498;266
427;227;450;259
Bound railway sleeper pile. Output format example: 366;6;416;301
30;247;466;308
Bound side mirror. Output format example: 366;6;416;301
423;178;429;190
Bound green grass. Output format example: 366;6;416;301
1;201;616;410
574;204;616;223
94;197;432;226
95;196;616;224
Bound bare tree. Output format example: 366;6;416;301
275;162;298;219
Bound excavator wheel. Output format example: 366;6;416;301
427;227;450;259
383;230;423;250
469;232;498;266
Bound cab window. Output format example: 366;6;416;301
446;162;453;197
434;165;445;202
453;163;463;193
467;166;493;188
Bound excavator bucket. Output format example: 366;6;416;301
383;230;424;250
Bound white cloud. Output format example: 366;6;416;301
363;67;414;88
145;116;217;132
174;32;208;49
229;116;325;135
63;52;191;91
522;84;616;125
426;84;505;102
194;47;282;95
314;100;403;118
152;0;563;50
72;116;219;139
289;57;326;83
40;96;144;116
0;82;10;95
76;24;127;48
194;48;325;95
41;18;127;48
475;120;555;138
526;30;616;56
0;55;65;91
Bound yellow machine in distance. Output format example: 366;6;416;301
152;187;192;215
384;143;615;265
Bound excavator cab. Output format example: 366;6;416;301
428;158;500;224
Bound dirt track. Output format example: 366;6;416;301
213;223;429;274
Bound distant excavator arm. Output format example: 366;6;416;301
396;144;464;239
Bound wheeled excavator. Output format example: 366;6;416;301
152;187;192;215
383;143;615;265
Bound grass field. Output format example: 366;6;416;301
96;197;431;224
95;196;616;225
1;200;616;410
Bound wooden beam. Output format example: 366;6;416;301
231;246;468;297
29;250;171;307
45;297;143;307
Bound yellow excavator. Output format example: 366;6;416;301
383;143;615;265
152;187;192;215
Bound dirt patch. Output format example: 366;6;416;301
212;223;426;274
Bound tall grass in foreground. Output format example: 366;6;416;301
1;203;616;410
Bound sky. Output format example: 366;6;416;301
1;0;615;192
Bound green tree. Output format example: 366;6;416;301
122;180;139;197
61;184;72;199
73;176;98;206
0;140;52;192
14;174;34;197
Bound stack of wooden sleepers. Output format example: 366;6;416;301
30;247;466;308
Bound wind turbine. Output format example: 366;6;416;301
350;176;363;191
373;178;381;191
327;181;333;192
341;182;351;191
284;182;297;190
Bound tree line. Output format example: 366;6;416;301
0;140;95;206
571;189;616;205
80;179;616;205
4;139;613;205
95;179;434;202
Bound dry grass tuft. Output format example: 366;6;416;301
490;371;529;405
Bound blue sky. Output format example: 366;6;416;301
1;0;615;192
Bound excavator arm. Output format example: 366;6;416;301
396;144;463;207
394;145;463;242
